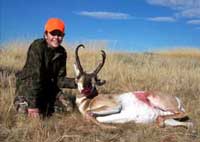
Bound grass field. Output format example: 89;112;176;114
0;41;200;142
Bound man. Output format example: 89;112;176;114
14;18;77;117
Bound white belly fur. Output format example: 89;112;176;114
97;92;170;124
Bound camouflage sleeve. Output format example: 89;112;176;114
57;77;77;89
26;41;44;107
57;52;77;89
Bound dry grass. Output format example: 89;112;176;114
0;41;200;142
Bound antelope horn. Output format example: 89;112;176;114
93;50;106;75
75;44;85;74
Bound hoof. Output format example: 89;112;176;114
156;116;165;128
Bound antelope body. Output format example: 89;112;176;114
74;44;193;129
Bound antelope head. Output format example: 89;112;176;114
74;44;106;98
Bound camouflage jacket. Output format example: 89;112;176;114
15;38;77;108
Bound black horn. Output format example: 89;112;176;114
75;44;85;74
93;50;106;75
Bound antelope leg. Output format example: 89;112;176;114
89;104;122;117
96;110;133;123
85;111;116;129
164;119;193;128
156;111;188;127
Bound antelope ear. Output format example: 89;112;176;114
94;76;106;86
96;80;106;86
73;63;80;77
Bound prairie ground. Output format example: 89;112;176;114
0;41;200;142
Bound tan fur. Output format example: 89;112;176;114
88;95;119;111
147;92;180;112
76;91;190;129
77;94;119;116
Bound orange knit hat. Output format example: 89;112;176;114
45;18;65;33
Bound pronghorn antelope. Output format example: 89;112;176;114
74;44;193;129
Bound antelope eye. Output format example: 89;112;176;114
76;74;82;80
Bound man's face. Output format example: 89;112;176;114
45;30;65;48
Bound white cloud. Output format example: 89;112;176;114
147;0;200;18
147;0;199;9
187;19;200;25
76;11;132;20
148;16;176;22
180;8;200;18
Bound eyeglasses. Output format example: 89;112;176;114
49;30;65;37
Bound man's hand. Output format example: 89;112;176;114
28;108;39;118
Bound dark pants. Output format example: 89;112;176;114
36;90;57;117
14;77;75;117
14;90;75;117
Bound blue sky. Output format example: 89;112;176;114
1;0;200;52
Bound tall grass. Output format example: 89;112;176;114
0;41;200;142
